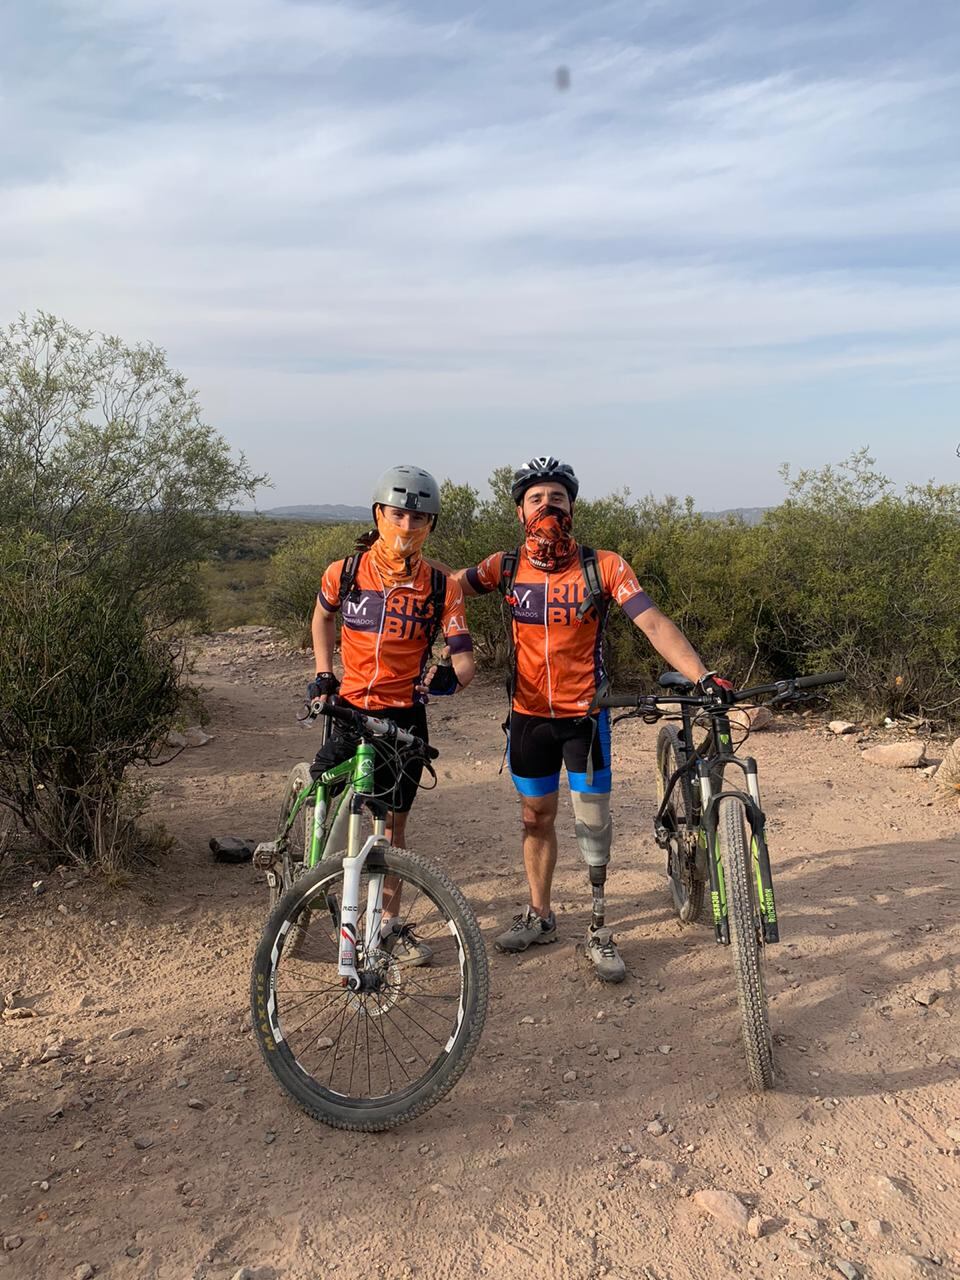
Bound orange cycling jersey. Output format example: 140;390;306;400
319;556;472;711
466;547;652;717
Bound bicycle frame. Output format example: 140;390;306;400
278;737;393;991
655;707;779;947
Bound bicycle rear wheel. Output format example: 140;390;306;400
271;762;315;909
718;796;774;1091
656;725;704;924
251;846;488;1130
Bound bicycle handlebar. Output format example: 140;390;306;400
313;699;440;760
596;670;846;712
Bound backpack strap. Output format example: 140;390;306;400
498;547;520;601
575;545;607;622
338;551;364;607
425;565;447;652
496;547;522;715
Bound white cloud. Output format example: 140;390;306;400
2;0;959;502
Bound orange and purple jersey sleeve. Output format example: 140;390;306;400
465;552;504;596
598;551;654;619
319;558;347;612
441;576;473;655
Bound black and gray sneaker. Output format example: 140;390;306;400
381;920;433;967
585;925;626;983
495;907;558;954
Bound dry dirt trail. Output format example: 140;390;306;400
2;629;958;1280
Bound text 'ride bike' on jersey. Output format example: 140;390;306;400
466;548;653;718
319;556;472;711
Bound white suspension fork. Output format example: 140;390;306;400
337;809;389;988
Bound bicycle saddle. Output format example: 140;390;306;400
657;671;695;692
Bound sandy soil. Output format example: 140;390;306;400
2;628;958;1280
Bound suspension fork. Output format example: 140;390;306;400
743;760;779;944
336;742;390;989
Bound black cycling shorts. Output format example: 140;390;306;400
311;701;429;814
507;709;612;797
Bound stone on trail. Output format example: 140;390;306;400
184;726;214;748
861;742;926;769
934;736;960;794
693;1188;752;1234
646;1119;666;1137
3;1237;24;1251
165;730;187;748
834;1262;860;1280
728;706;774;733
74;1266;95;1280
829;721;858;735
945;1125;960;1144
912;989;939;1007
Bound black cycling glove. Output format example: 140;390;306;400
308;671;340;700
426;663;460;696
697;672;736;705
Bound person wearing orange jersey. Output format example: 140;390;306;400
310;465;475;964
456;456;732;982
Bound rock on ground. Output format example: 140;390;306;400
861;742;926;768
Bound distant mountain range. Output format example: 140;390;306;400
246;503;371;523
245;503;769;525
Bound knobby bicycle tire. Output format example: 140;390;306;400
272;761;315;909
718;796;775;1091
251;846;488;1131
656;725;704;925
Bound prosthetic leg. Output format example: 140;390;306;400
572;791;612;928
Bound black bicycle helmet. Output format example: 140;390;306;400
510;456;580;506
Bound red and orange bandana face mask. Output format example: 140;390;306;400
524;505;576;572
370;508;431;584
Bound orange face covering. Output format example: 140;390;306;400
370;509;431;585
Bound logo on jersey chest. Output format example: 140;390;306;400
343;591;435;641
510;580;591;627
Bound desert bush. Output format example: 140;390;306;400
267;523;366;646
0;312;262;870
0;539;181;870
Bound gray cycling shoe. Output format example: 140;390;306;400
585;926;626;983
381;921;433;967
495;907;557;953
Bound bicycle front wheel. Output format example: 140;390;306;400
718;796;774;1091
656;725;704;924
251;846;488;1131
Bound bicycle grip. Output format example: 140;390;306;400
794;671;846;689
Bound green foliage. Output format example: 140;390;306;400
266;523;367;646
0;312;264;869
0;311;262;622
0;538;181;870
200;516;307;630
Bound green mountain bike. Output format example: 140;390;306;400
598;670;844;1092
251;700;488;1130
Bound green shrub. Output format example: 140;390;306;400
266;523;366;646
0;312;262;871
0;538;180;870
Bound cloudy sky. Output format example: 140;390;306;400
2;0;958;507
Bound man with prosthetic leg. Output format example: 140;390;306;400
456;456;731;982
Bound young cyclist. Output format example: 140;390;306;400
310;465;475;964
455;456;732;982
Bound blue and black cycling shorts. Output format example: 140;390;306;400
507;709;611;797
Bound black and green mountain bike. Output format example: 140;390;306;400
598;670;845;1092
251;700;488;1131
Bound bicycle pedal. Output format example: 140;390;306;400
252;840;280;870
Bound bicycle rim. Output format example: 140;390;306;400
252;846;488;1130
718;796;774;1091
